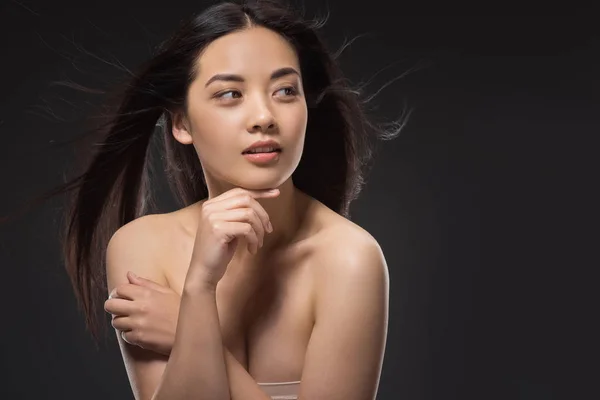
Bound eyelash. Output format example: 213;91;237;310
215;86;298;101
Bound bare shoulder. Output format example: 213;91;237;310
310;204;388;290
108;213;170;248
106;213;177;290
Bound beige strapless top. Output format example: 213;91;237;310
256;380;301;400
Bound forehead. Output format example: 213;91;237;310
195;26;300;81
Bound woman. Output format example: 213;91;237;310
58;0;404;398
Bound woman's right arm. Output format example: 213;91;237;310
105;216;231;400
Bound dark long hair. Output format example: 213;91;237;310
3;0;410;346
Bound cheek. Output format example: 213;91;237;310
193;109;242;142
281;106;308;162
284;103;308;137
190;119;240;163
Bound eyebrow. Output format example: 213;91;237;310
204;67;300;88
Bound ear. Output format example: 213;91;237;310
171;110;194;145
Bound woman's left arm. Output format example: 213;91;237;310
106;273;274;399
298;236;390;400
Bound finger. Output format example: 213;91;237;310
219;221;259;251
108;288;128;300
120;329;137;346
128;271;169;292
208;208;265;247
104;297;137;316
240;222;260;254
108;287;119;299
111;315;133;331
111;283;146;301
207;194;272;235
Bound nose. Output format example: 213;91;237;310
246;99;277;133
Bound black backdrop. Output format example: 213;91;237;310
1;1;598;399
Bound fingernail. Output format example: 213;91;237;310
129;271;137;278
268;221;273;232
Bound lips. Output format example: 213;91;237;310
243;151;280;164
242;147;282;154
242;139;282;154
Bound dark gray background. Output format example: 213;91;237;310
1;0;598;399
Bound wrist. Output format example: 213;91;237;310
183;276;218;295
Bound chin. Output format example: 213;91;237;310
234;173;291;191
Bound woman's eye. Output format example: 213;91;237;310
275;87;298;97
216;90;242;100
214;87;297;101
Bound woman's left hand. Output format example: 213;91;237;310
104;271;180;356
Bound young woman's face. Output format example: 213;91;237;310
172;26;308;191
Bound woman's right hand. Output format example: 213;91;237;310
187;187;280;290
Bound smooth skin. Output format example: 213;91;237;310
105;25;389;400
